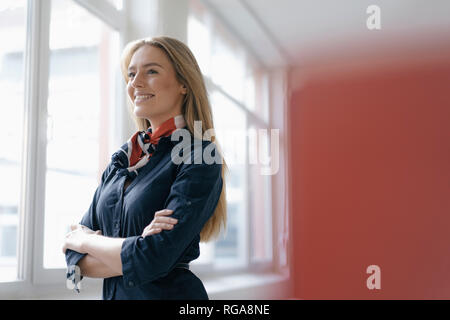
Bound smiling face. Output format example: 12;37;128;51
126;45;187;130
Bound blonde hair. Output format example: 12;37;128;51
120;36;227;242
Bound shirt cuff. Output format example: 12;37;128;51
121;236;140;289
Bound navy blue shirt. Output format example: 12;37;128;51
65;132;223;299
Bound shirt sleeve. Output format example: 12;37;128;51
65;163;112;282
120;146;223;288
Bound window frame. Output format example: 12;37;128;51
1;0;126;288
206;77;274;275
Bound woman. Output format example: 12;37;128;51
62;36;227;300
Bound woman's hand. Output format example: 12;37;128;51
62;224;102;254
141;209;178;238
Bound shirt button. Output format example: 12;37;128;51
186;201;191;206
114;222;119;229
128;280;134;287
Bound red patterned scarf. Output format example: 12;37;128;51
111;115;186;178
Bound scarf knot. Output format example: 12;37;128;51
111;115;186;179
111;150;128;169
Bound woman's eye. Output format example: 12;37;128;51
127;69;157;79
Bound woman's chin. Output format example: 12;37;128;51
133;106;153;119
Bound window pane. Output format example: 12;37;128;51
188;0;272;271
211;33;246;103
248;126;272;262
44;0;119;269
210;91;247;268
187;15;211;77
0;0;27;282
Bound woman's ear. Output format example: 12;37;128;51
180;84;187;95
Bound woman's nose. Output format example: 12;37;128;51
130;73;144;88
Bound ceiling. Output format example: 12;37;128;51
204;0;450;68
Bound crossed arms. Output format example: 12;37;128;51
62;209;178;278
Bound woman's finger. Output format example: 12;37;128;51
143;223;173;233
141;225;150;236
154;216;178;224
141;224;154;236
141;222;175;238
142;228;161;238
141;210;176;237
154;209;174;216
81;225;93;232
153;222;174;230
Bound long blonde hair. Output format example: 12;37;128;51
120;36;227;242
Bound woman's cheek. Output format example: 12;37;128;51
127;86;134;102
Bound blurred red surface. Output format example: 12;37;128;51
289;42;450;299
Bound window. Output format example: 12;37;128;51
188;0;273;272
211;91;248;268
0;0;27;283
0;0;124;288
43;0;120;269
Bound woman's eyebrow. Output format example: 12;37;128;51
128;62;164;71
